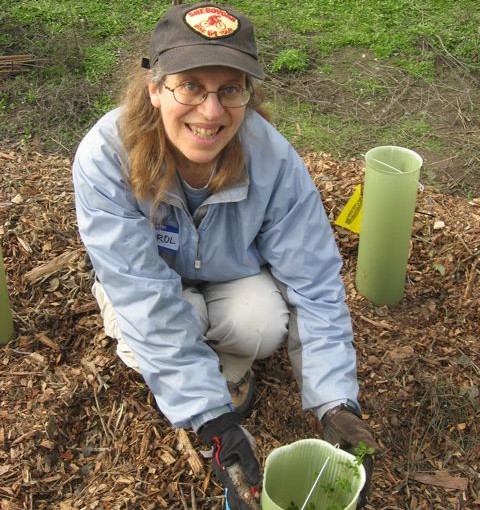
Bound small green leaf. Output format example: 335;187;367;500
433;263;446;276
457;353;472;367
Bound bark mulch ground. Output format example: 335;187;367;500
1;148;479;510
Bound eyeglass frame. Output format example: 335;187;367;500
161;81;252;108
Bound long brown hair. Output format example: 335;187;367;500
119;64;270;212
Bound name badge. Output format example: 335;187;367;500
155;224;179;254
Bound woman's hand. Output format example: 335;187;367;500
322;404;379;509
198;412;262;510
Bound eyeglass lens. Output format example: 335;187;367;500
172;83;250;107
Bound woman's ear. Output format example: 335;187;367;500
147;81;162;109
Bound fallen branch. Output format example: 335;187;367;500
411;471;468;491
25;249;82;283
463;257;479;300
358;314;396;331
177;429;204;477
36;332;62;352
0;54;36;73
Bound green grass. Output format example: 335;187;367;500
235;0;479;72
270;101;442;158
1;0;479;183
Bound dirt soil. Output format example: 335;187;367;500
0;148;479;510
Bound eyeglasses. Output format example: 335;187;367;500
163;81;251;108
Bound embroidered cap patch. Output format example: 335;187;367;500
185;6;239;39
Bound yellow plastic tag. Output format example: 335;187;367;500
334;184;363;233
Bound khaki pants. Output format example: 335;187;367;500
92;268;289;383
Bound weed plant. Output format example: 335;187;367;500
271;49;309;73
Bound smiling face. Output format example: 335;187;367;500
148;66;247;175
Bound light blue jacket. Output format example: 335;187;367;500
73;107;359;429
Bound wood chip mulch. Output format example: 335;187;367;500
0;148;479;510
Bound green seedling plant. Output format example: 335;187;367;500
271;49;309;73
287;501;316;510
286;442;375;510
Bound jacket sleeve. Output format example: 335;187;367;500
72;114;231;428
255;143;360;412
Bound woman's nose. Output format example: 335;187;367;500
197;91;225;119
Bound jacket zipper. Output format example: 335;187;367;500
193;205;208;271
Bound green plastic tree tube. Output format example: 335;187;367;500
261;439;365;510
0;245;14;344
355;146;422;307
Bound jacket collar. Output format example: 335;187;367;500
162;168;249;209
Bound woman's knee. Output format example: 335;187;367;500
208;292;288;358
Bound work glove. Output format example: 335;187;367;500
322;404;379;509
198;412;262;510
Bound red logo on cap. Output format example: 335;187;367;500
185;6;239;39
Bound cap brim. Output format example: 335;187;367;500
156;44;265;80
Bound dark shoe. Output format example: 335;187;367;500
227;370;256;418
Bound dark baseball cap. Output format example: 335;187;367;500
141;3;265;79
